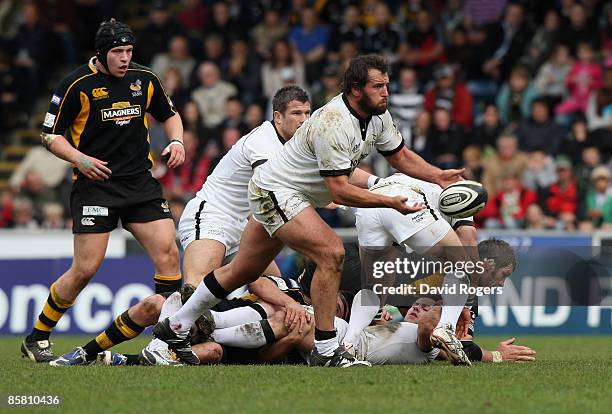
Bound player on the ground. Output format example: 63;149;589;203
22;19;185;362
154;54;464;367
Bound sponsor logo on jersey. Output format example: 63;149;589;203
161;200;170;213
92;87;109;100
43;112;56;128
101;102;141;126
81;217;95;226
51;94;62;106
82;206;109;216
130;79;142;97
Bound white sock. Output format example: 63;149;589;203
211;320;272;348
314;336;338;357
344;289;380;346
168;279;222;332
436;272;468;330
211;306;265;329
147;292;183;352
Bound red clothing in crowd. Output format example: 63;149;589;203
546;180;578;215
478;186;538;222
424;82;473;129
160;155;211;195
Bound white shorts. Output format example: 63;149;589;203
178;197;246;256
248;179;312;236
355;206;451;254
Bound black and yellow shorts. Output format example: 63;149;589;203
70;172;172;233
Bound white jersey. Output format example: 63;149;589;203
253;94;404;207
195;121;285;221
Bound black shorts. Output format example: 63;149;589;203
70;172;172;233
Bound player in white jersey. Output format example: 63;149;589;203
154;55;464;366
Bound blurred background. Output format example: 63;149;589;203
0;0;611;336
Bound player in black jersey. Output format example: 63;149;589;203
22;19;186;363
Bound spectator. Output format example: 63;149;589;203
473;103;505;150
560;115;596;165
191;61;237;129
162;67;190;114
261;39;306;99
558;2;600;56
181;101;207;146
520;9;562;72
575;146;601;219
479;172;538;229
220;38;262;105
496;66;538;125
245;103;264;132
0;190;14;228
362;2;402;58
546;156;578;230
329;5;364;53
522;150;557;201
16;170;58;223
407;111;432;162
426;108;466;169
445;26;474;76
12;197;39;229
251;8;288;59
580;165;612;230
136;1;185;66
586;66;612;131
516;98;565;155
10;147;70;190
534;44;572;109
311;64;341;110
482;3;532;81
389;66;424;140
151;35;196;87
222;96;248;135
177;0;209;35
462;145;484;182
288;7;329;82
402;9;445;82
200;33;227;67
41;202;65;230
206;0;241;45
556;42;603;118
524;204;554;230
482;133;527;196
424;63;474;130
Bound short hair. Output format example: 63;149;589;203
341;54;389;95
478;238;517;271
272;85;309;114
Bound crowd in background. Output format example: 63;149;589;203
1;0;612;232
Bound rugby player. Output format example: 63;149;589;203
154;54;464;367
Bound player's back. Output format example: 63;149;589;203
196;121;283;221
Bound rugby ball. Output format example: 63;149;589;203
438;180;487;218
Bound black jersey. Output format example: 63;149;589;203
42;57;176;178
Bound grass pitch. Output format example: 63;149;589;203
0;335;611;414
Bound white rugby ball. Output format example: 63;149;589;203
438;180;488;218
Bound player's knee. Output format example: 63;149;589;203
319;242;345;272
70;259;101;282
193;342;224;364
154;241;180;270
137;295;164;323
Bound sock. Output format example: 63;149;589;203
82;310;145;360
314;329;338;356
159;292;183;321
211;304;266;329
344;289;380;346
211;320;275;348
29;283;74;341
168;272;228;332
436;272;468;330
154;273;182;294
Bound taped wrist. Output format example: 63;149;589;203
461;340;483;361
41;133;60;150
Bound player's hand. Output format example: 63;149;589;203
437;169;465;188
76;154;112;181
455;307;472;339
162;141;185;168
284;302;311;334
496;337;536;362
387;196;425;215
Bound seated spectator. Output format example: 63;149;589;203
251;8;288;59
221;38;262;105
177;0;209;35
556;42;602;118
311;64;341;110
586;66;612;131
462;145;484;182
560;115;596;165
534;44;572;109
222;96;248;135
389;66;424;140
545;157;578;231
472;103;504;150
261;39;306;99
181;101;208;148
424;64;473;130
151;35;196;87
329;5;364;53
575;146;602;219
425;108;466;169
482;133;528;196
496;66;538;125
558;2;600;56
479;172;538;229
191;62;237;129
12;197;39;229
522;150;557;202
362;2;402;59
245;103;264;132
580;165;612;230
406;111;432;162
516;98;565;155
41;202;65;230
445;25;474;76
10;147;70;191
520;9;562;72
206;0;241;45
136;1;185;66
288;7;329;83
16;170;58;223
402;9;445;82
524;204;555;230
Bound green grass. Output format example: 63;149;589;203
0;335;611;414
